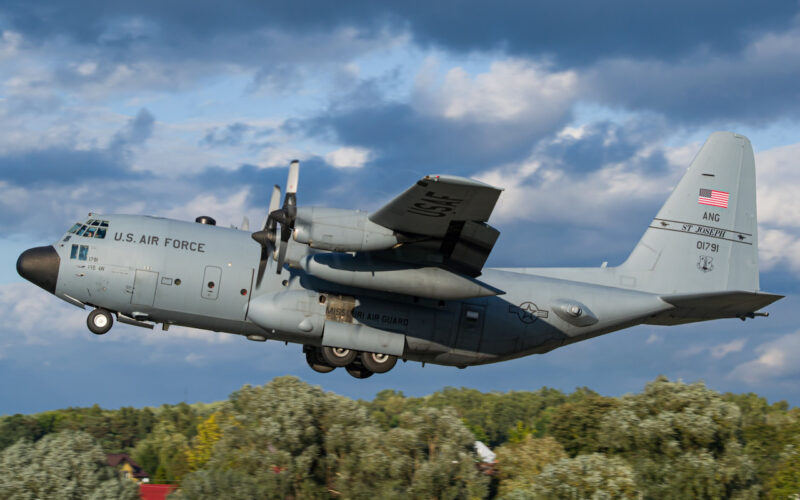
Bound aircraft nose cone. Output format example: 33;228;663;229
17;245;60;294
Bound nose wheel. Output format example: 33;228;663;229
87;308;113;335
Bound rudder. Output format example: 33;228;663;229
619;131;759;294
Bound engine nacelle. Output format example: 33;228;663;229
293;208;398;252
247;290;326;339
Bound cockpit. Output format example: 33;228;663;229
66;218;110;240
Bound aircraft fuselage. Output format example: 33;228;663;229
24;213;671;369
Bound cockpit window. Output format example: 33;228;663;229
74;219;109;238
78;245;88;260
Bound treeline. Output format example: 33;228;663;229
1;376;799;499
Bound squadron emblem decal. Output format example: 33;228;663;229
509;302;549;324
697;255;714;273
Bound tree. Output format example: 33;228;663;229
495;436;567;497
176;377;488;499
389;407;489;500
186;412;223;472
765;445;800;499
525;453;640;499
547;395;619;456
0;430;139;500
599;376;759;499
132;421;190;483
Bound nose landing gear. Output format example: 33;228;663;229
87;308;113;335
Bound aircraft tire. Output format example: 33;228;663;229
360;352;397;374
321;346;357;367
306;350;335;373
345;362;374;379
87;308;113;335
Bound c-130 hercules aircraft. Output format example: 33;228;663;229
17;131;782;378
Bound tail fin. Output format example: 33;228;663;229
619;131;759;294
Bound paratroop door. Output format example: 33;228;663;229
131;270;158;306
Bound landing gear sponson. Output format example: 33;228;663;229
303;345;398;379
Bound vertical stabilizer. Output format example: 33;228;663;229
619;132;759;294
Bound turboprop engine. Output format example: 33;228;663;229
292;208;399;252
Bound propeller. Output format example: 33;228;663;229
251;184;282;286
250;160;299;282
270;160;299;274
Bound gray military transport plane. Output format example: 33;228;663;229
17;132;782;378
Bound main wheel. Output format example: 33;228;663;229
306;349;335;373
345;363;373;379
87;308;113;335
321;346;357;367
360;352;398;374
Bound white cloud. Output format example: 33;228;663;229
677;339;746;360
163;189;251;228
709;339;747;359
413;59;578;127
325;146;372;168
729;331;800;384
475;125;682;225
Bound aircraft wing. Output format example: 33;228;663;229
368;175;503;277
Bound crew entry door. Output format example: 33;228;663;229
131;270;158;306
455;304;486;351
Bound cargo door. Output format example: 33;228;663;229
131;270;159;306
455;304;485;351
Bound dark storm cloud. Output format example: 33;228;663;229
295;98;572;177
0;108;153;187
530;119;670;176
584;40;800;123
3;1;797;66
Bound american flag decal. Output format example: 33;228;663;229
698;188;729;208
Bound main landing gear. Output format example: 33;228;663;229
87;308;114;335
304;346;398;379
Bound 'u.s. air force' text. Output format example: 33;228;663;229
114;233;206;252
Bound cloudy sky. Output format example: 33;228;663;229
2;1;800;414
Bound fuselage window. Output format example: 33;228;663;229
95;227;107;239
78;245;89;261
70;244;79;259
68;223;82;234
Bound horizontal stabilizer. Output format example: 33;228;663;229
646;291;783;325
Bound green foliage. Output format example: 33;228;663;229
0;430;139;500
599;376;760;499
495;436;567;497
547;395;619;456
2;375;799;499
132;421;190;484
766;445;800;499
176;377;487;500
525;453;640;499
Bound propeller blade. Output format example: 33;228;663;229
275;239;289;274
267;185;281;226
253;184;283;287
241;216;249;231
286;160;299;194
